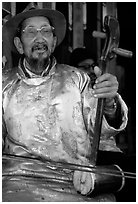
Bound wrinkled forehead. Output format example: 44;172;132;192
22;16;51;28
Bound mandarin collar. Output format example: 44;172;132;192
17;56;57;79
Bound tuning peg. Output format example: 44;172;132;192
112;47;133;58
92;31;106;39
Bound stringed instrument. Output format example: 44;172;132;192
89;15;133;194
91;15;133;164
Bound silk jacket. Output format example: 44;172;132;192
2;57;128;165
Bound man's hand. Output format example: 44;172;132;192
73;170;93;195
92;66;118;99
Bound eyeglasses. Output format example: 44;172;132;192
22;26;55;38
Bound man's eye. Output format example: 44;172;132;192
42;28;49;33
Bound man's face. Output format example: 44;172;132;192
15;16;57;65
78;59;95;74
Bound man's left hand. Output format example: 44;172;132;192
92;66;118;99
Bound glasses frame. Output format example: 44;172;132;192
22;26;55;38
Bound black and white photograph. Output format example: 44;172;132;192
2;2;136;202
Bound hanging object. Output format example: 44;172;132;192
68;3;72;53
37;2;43;9
11;2;16;16
38;2;56;10
51;2;56;10
73;2;84;49
83;2;87;30
68;2;73;31
41;2;56;9
68;2;73;52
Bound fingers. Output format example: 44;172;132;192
92;73;118;98
95;73;117;84
93;87;118;98
93;89;117;98
93;84;118;96
94;80;118;90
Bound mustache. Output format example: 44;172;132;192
32;43;48;51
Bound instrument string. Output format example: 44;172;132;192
3;154;136;179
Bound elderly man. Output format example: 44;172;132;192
2;7;128;202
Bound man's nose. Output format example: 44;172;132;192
35;31;43;37
34;31;45;41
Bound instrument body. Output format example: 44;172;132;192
92;165;125;195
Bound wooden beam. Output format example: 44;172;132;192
42;2;56;9
73;2;84;49
11;2;16;16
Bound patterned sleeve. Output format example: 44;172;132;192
76;70;128;152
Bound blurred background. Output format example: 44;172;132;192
2;2;136;201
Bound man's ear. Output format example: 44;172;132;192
14;37;24;55
51;36;57;53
